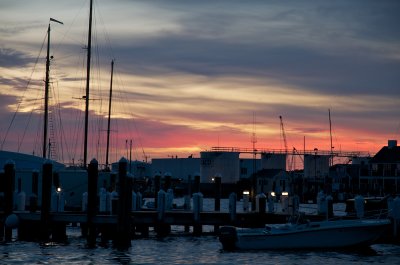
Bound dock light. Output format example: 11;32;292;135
243;190;250;195
282;191;289;196
211;177;215;182
271;192;276;197
57;187;62;192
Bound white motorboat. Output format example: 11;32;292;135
219;214;391;250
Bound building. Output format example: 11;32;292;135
260;153;286;171
151;157;200;182
303;154;330;180
359;140;400;195
252;168;292;196
200;151;240;183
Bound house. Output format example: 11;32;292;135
359;140;400;195
252;168;291;196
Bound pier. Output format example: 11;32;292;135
1;158;400;249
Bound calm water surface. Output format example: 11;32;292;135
1;230;400;265
1;199;399;264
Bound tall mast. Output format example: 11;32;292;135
84;0;93;169
105;60;114;169
43;23;51;159
43;18;63;159
329;109;333;166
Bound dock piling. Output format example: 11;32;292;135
4;160;15;241
40;161;53;242
114;157;131;249
29;170;39;212
87;158;98;248
229;192;237;223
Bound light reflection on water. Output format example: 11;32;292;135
1;199;399;264
1;233;400;265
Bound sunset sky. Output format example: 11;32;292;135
0;0;399;166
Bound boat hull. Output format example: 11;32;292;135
219;219;391;250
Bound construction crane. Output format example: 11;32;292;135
279;116;288;154
279;115;289;171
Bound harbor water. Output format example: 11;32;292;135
1;199;400;264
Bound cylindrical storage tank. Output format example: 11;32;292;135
261;153;286;170
200;151;240;183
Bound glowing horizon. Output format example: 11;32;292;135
0;0;399;165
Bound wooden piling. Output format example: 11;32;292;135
87;158;98;248
114;157;131;249
193;192;203;236
30;170;39;212
154;173;161;209
229;192;237;223
4;160;15;241
214;176;221;211
164;173;171;191
155;189;170;237
40;161;52;242
193;174;200;194
214;176;221;233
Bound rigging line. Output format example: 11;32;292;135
52;76;68;162
33;110;43;156
69;47;87;163
17;96;42;153
1;32;47;151
96;1;116;60
114;72;148;161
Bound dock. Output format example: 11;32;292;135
1;158;400;250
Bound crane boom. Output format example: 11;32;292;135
279;115;288;154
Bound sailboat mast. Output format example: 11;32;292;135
83;0;93;169
105;60;114;169
43;23;51;159
43;18;63;159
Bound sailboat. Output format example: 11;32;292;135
0;0;115;210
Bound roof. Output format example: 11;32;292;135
369;146;400;164
0;150;65;171
252;168;288;179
